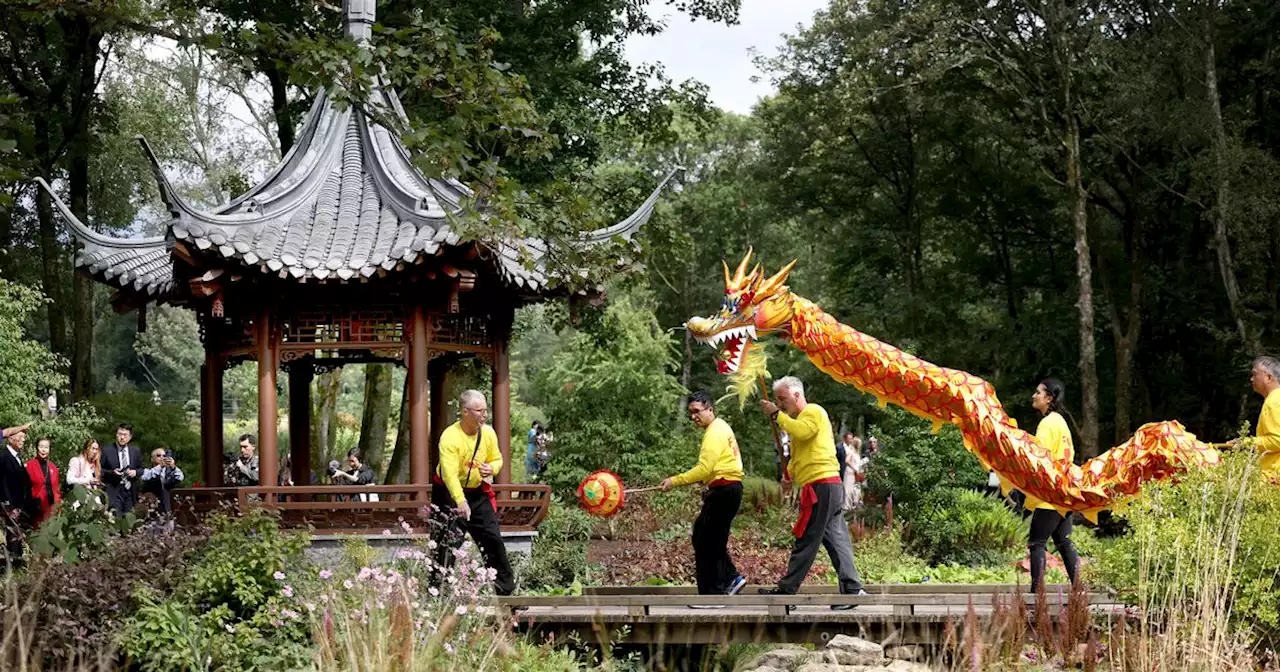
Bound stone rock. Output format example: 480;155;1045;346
883;660;933;672
747;647;811;670
742;667;787;672
885;645;925;661
825;634;885;665
795;664;852;672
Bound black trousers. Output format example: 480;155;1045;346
105;483;136;514
1028;508;1079;589
430;485;515;596
692;482;742;594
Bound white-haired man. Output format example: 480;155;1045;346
431;389;514;595
1244;356;1280;477
759;376;866;607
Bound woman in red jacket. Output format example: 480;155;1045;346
26;437;61;527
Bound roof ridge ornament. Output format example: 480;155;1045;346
344;0;376;44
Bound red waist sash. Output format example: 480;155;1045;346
792;476;842;538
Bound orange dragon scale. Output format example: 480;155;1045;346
686;250;1221;521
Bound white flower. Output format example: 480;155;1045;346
273;571;286;580
72;501;81;510
282;585;293;598
455;605;468;615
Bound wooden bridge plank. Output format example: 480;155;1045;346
498;592;1116;608
582;583;1080;596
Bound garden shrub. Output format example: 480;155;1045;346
89;390;201;472
0;279;64;427
741;476;783;512
529;291;697;497
1091;449;1280;651
29;485;138;563
122;509;313;671
906;486;1025;566
15;524;207;668
520;496;596;592
864;406;988;510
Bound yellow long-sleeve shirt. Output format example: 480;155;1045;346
671;417;744;486
1034;411;1074;510
775;403;840;487
1256;389;1280;475
436;421;503;506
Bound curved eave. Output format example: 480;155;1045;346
579;167;684;245
32;177;177;299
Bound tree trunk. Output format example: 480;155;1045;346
66;22;101;402
1105;259;1143;443
384;376;411;484
265;64;295;155
311;369;342;471
35;174;68;370
357;363;393;475
1204;0;1255;354
1049;0;1100;458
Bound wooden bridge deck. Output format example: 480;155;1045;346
498;584;1126;646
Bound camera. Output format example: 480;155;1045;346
326;460;341;478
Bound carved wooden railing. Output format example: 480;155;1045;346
171;484;551;535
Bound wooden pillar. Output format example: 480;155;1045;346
429;360;448;468
256;306;279;490
200;353;224;487
408;304;430;486
288;360;313;485
492;309;513;484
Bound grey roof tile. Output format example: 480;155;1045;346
36;75;682;301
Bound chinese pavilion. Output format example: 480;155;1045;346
37;0;677;509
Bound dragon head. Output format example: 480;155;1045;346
685;248;797;374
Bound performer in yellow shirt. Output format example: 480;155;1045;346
758;376;866;607
661;391;747;601
430;389;514;596
1247;356;1280;476
1028;378;1080;591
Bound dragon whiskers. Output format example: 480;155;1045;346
720;341;770;409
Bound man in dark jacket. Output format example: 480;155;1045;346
101;423;142;514
0;427;36;569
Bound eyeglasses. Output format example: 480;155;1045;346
687;406;708;418
465;406;489;415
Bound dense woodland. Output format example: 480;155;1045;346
2;0;1280;481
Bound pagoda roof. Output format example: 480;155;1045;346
37;80;679;304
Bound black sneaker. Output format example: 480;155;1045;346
831;588;869;611
758;587;791;595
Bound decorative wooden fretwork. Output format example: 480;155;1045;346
432;314;490;348
281;305;404;345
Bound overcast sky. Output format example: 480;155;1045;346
623;0;828;115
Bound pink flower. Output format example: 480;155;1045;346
343;579;354;589
273;571;286;581
282;585;294;598
319;570;332;580
428;587;440;597
455;605;467;615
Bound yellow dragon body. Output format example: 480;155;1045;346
686;251;1221;522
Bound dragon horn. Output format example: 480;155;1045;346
722;259;732;289
732;247;754;285
748;263;762;288
758;259;798;294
